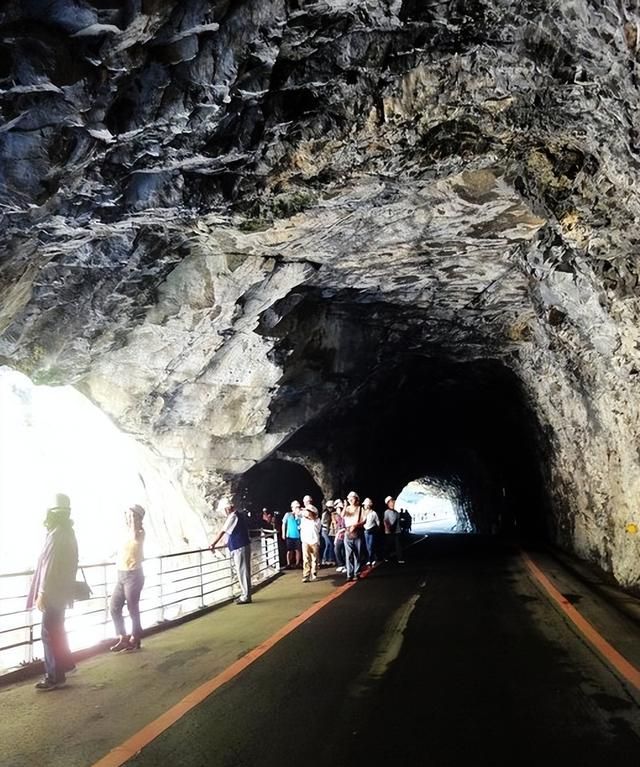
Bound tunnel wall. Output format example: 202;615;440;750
516;258;640;588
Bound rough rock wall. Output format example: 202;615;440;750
1;1;640;585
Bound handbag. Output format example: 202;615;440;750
73;567;92;601
346;507;362;540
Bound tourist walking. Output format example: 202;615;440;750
384;495;404;563
300;504;321;582
363;497;380;566
210;498;252;604
333;500;346;573
27;493;79;691
282;500;302;569
343;491;365;581
320;500;336;565
110;504;146;652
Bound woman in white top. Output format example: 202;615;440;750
110;505;146;652
362;497;380;566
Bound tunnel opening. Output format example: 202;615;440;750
263;329;552;544
0;366;208;573
236;457;323;526
396;477;466;534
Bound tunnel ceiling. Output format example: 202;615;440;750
1;2;640;587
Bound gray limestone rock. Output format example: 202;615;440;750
1;1;640;588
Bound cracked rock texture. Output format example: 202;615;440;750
1;1;640;587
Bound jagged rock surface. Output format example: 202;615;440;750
1;1;639;587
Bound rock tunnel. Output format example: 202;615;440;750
1;1;640;590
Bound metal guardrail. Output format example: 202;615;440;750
0;530;280;677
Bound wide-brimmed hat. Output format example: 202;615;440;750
385;495;394;504
325;500;334;507
48;493;71;512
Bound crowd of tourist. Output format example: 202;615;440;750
25;488;413;692
260;492;412;583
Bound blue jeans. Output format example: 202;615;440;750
110;569;145;638
42;606;70;684
344;534;364;578
321;530;335;563
364;530;377;562
334;537;345;567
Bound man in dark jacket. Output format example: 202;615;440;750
27;493;79;690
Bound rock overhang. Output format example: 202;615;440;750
1;1;640;586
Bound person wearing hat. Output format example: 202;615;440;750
281;500;302;570
342;491;365;581
333;500;347;573
210;497;252;604
27;493;79;691
109;504;147;652
320;500;336;566
362;497;380;566
383;496;404;564
299;503;321;583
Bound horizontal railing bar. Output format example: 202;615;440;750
0;538;280;669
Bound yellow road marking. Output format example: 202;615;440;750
522;552;640;691
91;577;361;767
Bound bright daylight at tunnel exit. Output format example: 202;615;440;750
1;1;640;766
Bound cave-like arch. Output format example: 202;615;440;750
268;355;550;541
236;457;323;521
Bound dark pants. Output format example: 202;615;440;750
42;606;71;684
385;533;403;561
110;569;145;638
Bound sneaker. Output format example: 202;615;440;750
35;678;64;691
235;597;252;604
110;638;128;652
371;560;377;566
302;576;309;583
310;575;318;581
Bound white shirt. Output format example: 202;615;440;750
364;510;380;531
300;515;321;545
222;513;238;535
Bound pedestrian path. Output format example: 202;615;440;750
1;540;638;767
0;567;347;767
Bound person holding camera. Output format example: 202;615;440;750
110;504;146;652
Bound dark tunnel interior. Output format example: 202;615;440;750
236;458;323;523
239;355;551;540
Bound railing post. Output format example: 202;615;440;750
199;549;205;609
27;608;34;665
158;556;164;622
103;563;109;638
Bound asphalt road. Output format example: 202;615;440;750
123;536;640;767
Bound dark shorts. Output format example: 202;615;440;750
285;537;301;551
